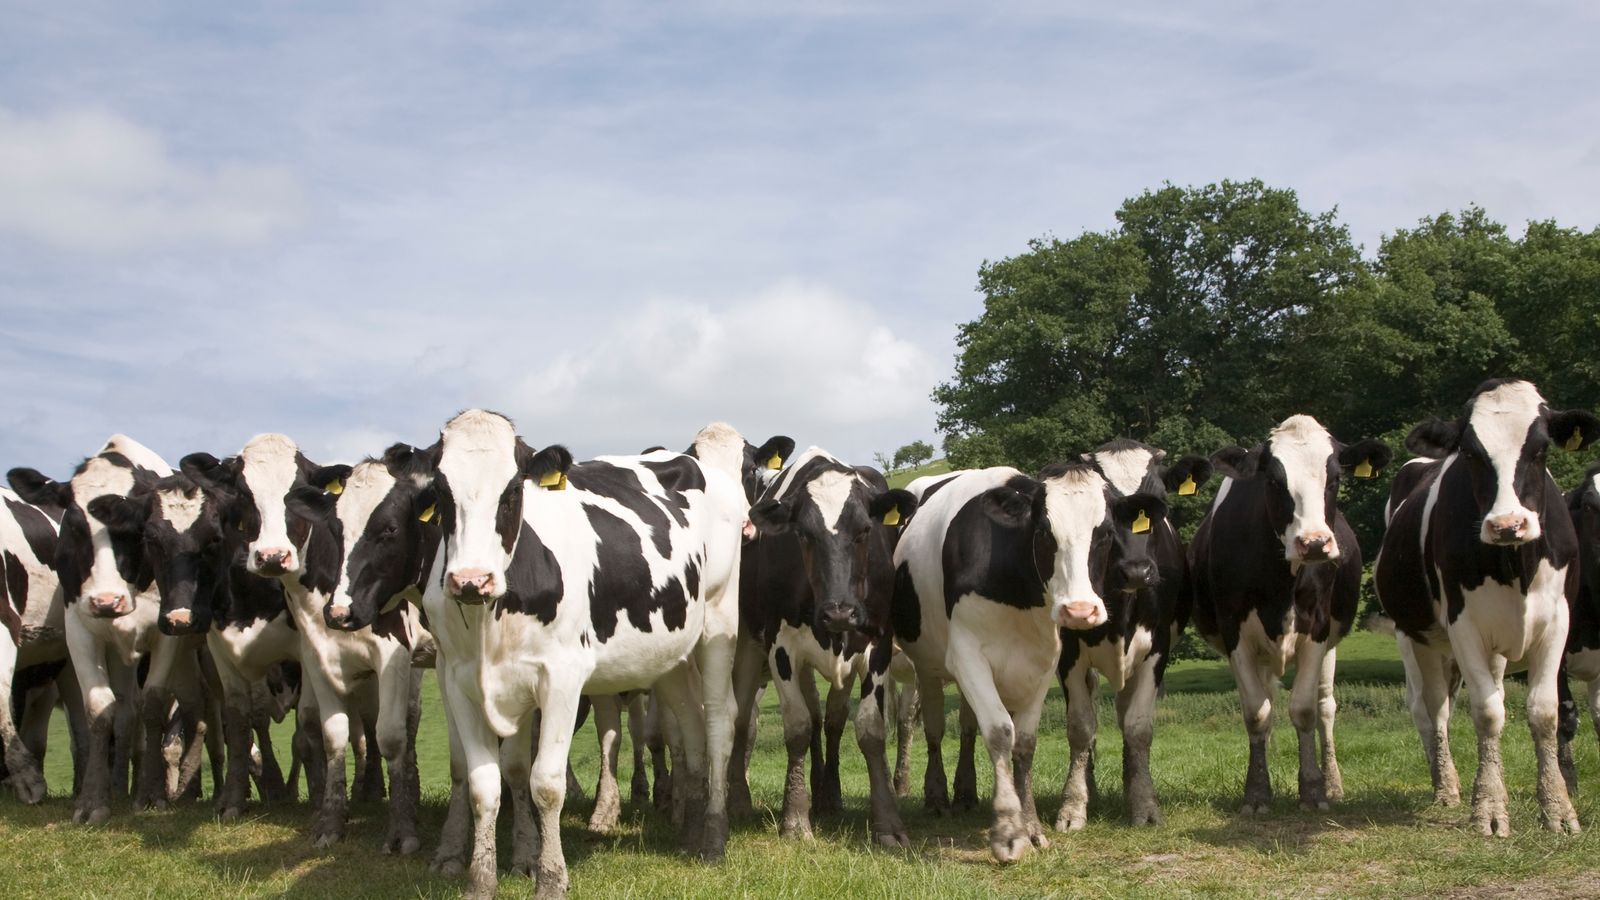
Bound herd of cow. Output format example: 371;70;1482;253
1;377;1598;897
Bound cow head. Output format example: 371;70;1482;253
1407;379;1598;547
182;434;336;578
684;425;795;504
747;449;915;634
90;474;232;636
978;464;1118;630
1210;415;1391;564
1082;438;1213;503
1081;438;1208;597
426;409;570;605
293;445;439;630
9;452;161;618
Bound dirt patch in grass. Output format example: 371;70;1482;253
1444;871;1600;899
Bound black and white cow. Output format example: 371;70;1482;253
1563;464;1600;753
186;433;425;851
1190;415;1390;814
732;447;916;845
892;464;1141;862
1055;439;1211;830
9;435;217;822
1377;379;1595;835
0;485;86;804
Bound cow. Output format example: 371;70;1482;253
319;412;748;898
1190;414;1390;814
1376;379;1595;835
1562;464;1600;757
182;433;425;851
731;447;917;845
91;463;308;819
9;435;218;822
1055;439;1212;830
0;485;87;803
892;463;1150;862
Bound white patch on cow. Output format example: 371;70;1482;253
71;455;142;601
1591;470;1600;499
904;471;959;501
100;434;173;477
689;421;746;486
438;410;522;593
1469;380;1547;543
1041;468;1109;629
806;469;855;536
327;462;399;612
774;622;863;690
1267;415;1338;560
157;488;204;532
1093;447;1153;497
239;433;303;564
1073;623;1154;692
1454;557;1568;663
1237;608;1297;677
1210;476;1234;512
765;446;829;502
1385;457;1434;525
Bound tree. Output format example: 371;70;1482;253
872;451;893;473
893;440;934;471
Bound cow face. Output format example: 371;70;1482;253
747;451;915;634
93;475;230;636
303;447;438;631
430;410;571;605
1211;415;1391;564
1406;379;1598;547
183;434;332;578
981;465;1113;630
683;426;794;504
1082;438;1213;501
1569;465;1600;591
9;455;158;618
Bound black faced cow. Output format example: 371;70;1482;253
1377;379;1596;835
1055;439;1211;830
892;464;1148;862
1191;414;1390;815
732;447;915;845
1563;465;1600;754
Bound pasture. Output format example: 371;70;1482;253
3;629;1598;898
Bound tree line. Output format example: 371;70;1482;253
933;179;1600;553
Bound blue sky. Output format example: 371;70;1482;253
3;2;1596;472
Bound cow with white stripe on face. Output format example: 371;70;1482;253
1190;415;1390;814
1377;379;1596;835
892;463;1147;862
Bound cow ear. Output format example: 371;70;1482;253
748;497;795;534
7;467;72;509
980;480;1039;529
1338;439;1393;479
379;443;420;476
1111;493;1168;534
1162;455;1212;496
1405;418;1458;459
1549;409;1600;453
414;483;440;524
181;452;238;497
869;489;917;528
524;445;573;490
753;435;795;472
309;465;353;495
286;485;337;521
1209;446;1259;480
87;494;149;535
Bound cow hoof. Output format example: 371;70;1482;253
76;805;112;825
1298;800;1330;812
1544;813;1580;834
1435;791;1461;808
385;834;421;856
430;857;466;877
1240;801;1269;816
1472;809;1511;837
511;860;535;878
1131;806;1163;827
779;820;814;841
218;805;244;822
311;831;342;850
874;830;910;849
1054;810;1087;832
989;833;1029;864
11;771;46;805
1030;831;1050;850
952;794;979;814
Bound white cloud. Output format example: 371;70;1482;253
0;107;306;254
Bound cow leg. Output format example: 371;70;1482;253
1399;634;1460;806
645;693;673;812
658;663;711;853
1118;656;1161;826
856;639;908;847
1454;638;1511;837
295;696;326;808
627;693;650;806
20;680;61;796
307;668;351;849
458;699;507;900
1056;663;1097;832
798;665;825;812
1526;631;1579;833
67;621;116;824
893;677;919;797
0;644;46;804
1316;646;1344;802
1557;662;1579;797
1587;676;1600;751
500;711;539;879
727;635;765;817
919;674;951;814
817;678;849;815
953;694;979;812
216;661;254;820
249;680;290;803
1012;694;1049;851
771;655;817;840
356;714;387;802
137;639;183;810
376;657;421;855
587;695;624;833
110;658;140;803
1231;647;1275;815
430;667;472;876
530;678;588;899
948;648;1030;863
1289;640;1331;810
58;665;89;797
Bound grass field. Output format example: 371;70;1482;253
3;628;1599;898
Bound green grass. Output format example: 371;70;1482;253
887;459;951;490
4;629;1599;897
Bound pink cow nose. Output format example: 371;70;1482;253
89;592;129;617
1486;514;1529;544
448;569;496;599
1294;532;1335;561
1056;601;1105;630
254;547;293;572
165;609;192;628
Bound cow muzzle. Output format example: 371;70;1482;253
162;608;203;634
1118;560;1158;592
1054;599;1107;631
324;603;359;630
1291;531;1338;563
447;569;498;604
252;547;295;575
88;592;133;618
1483;513;1533;546
819;603;863;634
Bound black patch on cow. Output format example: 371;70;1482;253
568;461;674;558
496;522;563;625
5;497;58;567
942;478;1047;615
773;646;793;681
582;505;651;640
639;456;705;528
0;551;24;645
13;659;67;693
918;474;957;503
891;560;921;643
372;603;411;648
297;520;342;596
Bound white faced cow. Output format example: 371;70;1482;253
1377;379;1596;835
1190;415;1390;814
892;464;1135;862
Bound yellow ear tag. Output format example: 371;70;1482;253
326;478;343;496
1131;510;1151;534
538;470;567;491
1566;429;1583;452
767;454;783;471
1354;459;1374;479
418;504;435;523
882;507;901;527
1178;475;1197;496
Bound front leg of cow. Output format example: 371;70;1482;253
531;682;588;899
771;657;816;840
951;656;1031;863
627;693;650;806
892;678;919;796
918;674;951;814
312;705;351;848
1456;641;1512;836
1232;651;1275;815
856;643;909;847
1398;635;1460;806
953;695;979;813
137;682;175;810
1117;661;1161;826
216;675;255;820
1289;642;1331;811
658;663;711;854
587;695;624;833
645;694;674;813
430;668;471;876
1316;646;1344;802
1056;665;1097;832
68;628;119;824
377;657;421;855
1527;637;1580;833
0;663;46;805
1557;672;1578;797
500;714;539;879
726;636;766;817
816;679;850;815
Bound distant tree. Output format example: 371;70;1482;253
893;440;935;471
872;451;893;473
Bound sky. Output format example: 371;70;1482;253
2;1;1597;473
